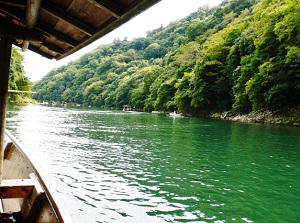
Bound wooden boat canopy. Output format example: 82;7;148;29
0;0;161;60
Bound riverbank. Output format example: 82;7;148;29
210;107;300;126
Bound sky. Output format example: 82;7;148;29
22;0;223;81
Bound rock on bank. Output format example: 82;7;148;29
211;107;300;126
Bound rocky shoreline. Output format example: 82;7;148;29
210;107;300;126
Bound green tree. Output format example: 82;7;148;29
174;72;194;112
9;47;33;103
144;43;167;60
192;22;245;110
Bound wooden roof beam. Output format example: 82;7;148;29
0;22;43;41
88;0;123;18
36;20;78;47
26;0;42;30
41;1;95;36
56;0;162;60
0;0;24;7
123;0;159;14
23;0;42;52
43;41;65;54
0;5;78;48
0;4;25;22
12;39;55;59
27;44;54;59
13;38;62;59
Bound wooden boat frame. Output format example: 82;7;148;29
1;130;70;222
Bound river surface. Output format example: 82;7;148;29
6;104;300;223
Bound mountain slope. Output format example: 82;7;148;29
33;0;300;120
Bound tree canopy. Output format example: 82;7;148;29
8;47;33;103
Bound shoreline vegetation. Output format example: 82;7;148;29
12;102;300;127
9;1;300;125
31;0;300;121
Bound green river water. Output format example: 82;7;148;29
6;104;300;223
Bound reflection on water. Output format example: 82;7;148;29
6;104;300;223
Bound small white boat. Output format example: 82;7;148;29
169;112;183;118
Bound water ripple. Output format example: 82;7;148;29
6;105;300;223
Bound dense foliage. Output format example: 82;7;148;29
33;0;300;114
8;47;33;103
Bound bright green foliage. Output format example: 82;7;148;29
8;47;33;103
33;0;299;114
143;43;167;60
155;77;177;111
191;21;247;110
84;80;104;106
248;0;300;109
174;72;194;112
246;59;274;109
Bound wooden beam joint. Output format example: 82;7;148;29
0;22;44;42
0;179;35;199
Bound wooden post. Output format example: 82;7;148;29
0;36;12;183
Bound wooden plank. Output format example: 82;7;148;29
42;1;95;36
3;141;13;160
88;0;122;18
36;20;78;47
0;36;12;184
21;173;45;221
0;179;35;199
42;41;65;54
0;22;44;41
7;90;36;94
0;0;24;7
1;199;20;213
2;142;33;181
56;0;162;60
0;4;78;48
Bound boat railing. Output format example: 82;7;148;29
0;130;71;222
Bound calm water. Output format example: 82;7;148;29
6;104;300;223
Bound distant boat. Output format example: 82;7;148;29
123;105;145;112
169;112;183;118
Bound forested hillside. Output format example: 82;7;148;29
8;47;33;103
33;0;300;115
